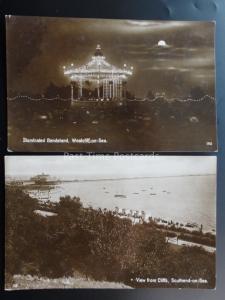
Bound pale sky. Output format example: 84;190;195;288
5;155;216;179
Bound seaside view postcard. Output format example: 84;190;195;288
6;16;217;152
5;155;216;289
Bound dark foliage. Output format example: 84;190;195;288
7;88;216;152
5;187;215;288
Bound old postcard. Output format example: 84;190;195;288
5;155;216;289
6;16;217;152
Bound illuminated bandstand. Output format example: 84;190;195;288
63;45;133;101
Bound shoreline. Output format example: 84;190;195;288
6;179;216;234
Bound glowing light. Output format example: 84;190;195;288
157;40;168;47
64;45;133;79
64;45;133;99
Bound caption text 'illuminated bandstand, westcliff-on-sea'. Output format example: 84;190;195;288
63;45;133;101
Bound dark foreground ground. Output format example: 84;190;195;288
6;274;132;289
7;97;217;152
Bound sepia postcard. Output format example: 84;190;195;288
6;16;217;152
5;155;216;289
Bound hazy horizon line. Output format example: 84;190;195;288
6;173;216;180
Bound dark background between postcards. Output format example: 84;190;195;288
0;0;224;300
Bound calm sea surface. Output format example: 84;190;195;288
37;175;216;232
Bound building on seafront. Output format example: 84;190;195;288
63;45;133;101
31;173;50;185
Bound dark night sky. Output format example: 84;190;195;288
6;16;215;98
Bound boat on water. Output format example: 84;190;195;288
185;222;199;229
114;194;127;198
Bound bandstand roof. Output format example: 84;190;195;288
64;45;133;81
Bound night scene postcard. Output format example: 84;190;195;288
6;16;217;152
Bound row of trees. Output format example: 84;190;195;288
5;187;215;288
8;92;216;125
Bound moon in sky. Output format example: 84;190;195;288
157;40;168;47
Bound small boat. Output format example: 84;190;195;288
150;193;156;196
185;222;198;228
114;194;127;198
133;192;139;195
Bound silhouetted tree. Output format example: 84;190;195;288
190;87;205;99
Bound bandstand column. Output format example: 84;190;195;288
122;81;127;99
103;80;109;99
106;80;109;99
102;79;106;99
113;80;117;99
116;80;119;99
118;79;120;99
112;81;114;98
119;79;122;99
97;80;100;99
109;81;113;99
112;80;115;98
70;82;74;101
79;79;83;99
